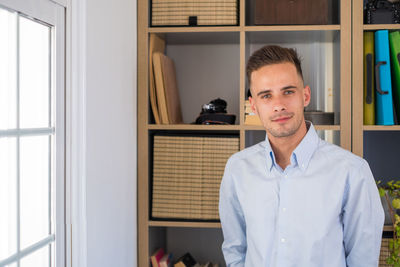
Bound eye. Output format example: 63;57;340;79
261;94;271;99
284;90;295;95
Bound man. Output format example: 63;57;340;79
219;45;384;267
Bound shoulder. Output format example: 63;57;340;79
316;140;369;172
225;141;267;168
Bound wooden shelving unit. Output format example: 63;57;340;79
352;1;400;247
138;0;351;266
352;0;400;156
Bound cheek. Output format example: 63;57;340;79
254;103;271;118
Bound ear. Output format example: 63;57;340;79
303;85;311;107
249;96;258;115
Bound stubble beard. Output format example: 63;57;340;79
265;114;303;138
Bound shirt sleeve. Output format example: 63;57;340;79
219;157;247;267
342;160;384;267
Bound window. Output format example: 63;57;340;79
0;1;65;266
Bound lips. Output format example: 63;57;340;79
271;113;294;123
272;116;291;123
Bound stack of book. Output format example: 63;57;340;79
174;253;218;267
152;134;239;220
151;249;219;267
244;100;262;125
363;30;400;125
151;248;173;267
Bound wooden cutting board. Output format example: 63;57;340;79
152;52;183;124
149;34;165;124
159;53;183;124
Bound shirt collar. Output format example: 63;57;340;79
264;121;319;172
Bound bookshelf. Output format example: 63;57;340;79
138;0;351;266
352;0;400;160
352;5;400;266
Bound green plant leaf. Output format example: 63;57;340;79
393;199;400;209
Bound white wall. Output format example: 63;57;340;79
85;0;137;266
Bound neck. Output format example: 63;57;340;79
268;120;308;170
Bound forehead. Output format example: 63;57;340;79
250;62;301;90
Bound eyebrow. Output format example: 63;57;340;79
256;85;297;97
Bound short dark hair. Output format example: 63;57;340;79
246;45;303;87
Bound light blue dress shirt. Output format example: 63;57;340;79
219;123;384;267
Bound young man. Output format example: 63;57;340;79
219;45;384;267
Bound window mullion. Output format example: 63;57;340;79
0;235;55;266
48;24;52;264
16;12;20;267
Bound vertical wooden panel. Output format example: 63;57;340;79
340;0;352;151
137;0;149;265
240;0;245;27
352;0;365;157
239;31;245;128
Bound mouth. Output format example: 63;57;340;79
271;116;292;123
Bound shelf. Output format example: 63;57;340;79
364;24;400;30
149;220;221;228
148;25;341;33
363;125;400;131
148;124;241;131
384;225;394;232
148;124;341;131
244;125;341;131
246;29;339;44
148;26;241;33
245;25;340;32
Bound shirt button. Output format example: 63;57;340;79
284;174;288;178
281;238;286;243
302;164;305;168
282;208;287;212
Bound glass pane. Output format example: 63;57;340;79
20;245;49;267
0;8;17;130
19;16;50;128
20;135;50;249
0;138;17;260
316;130;340;145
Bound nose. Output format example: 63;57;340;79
272;96;286;112
273;105;286;112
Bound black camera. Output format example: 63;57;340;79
195;98;236;125
365;0;400;24
200;98;228;114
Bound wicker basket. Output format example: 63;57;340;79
379;237;400;267
151;0;238;26
151;134;239;220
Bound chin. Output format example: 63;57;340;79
267;122;301;138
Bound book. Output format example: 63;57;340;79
244;100;262;125
389;31;400;123
245;114;262;126
159;253;173;267
174;253;197;267
374;30;395;125
364;31;375;125
151;248;165;267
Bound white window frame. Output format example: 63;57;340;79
0;0;88;267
